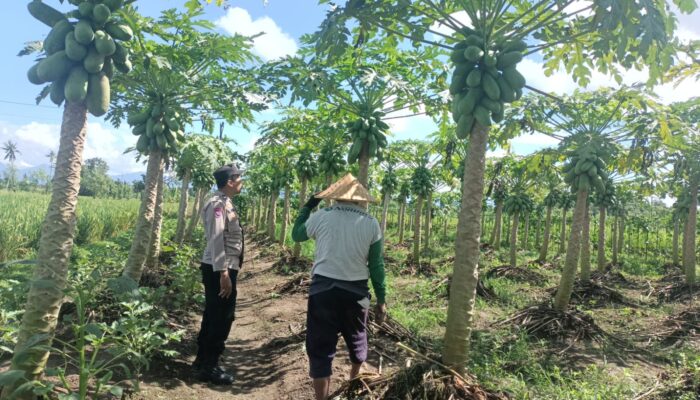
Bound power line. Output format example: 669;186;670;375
0;99;58;109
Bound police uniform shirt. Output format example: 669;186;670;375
201;191;243;271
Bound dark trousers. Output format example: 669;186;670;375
196;263;238;368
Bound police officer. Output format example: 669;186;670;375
192;164;244;385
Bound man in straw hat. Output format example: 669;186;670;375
292;173;387;400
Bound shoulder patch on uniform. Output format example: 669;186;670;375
214;207;224;219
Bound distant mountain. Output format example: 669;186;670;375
110;172;145;183
0;163;145;183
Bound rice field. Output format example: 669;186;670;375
0;190;175;262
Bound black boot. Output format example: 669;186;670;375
196;366;234;385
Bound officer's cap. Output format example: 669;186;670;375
213;163;244;184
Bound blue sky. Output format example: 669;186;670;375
1;1;698;176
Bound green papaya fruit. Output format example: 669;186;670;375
459;87;483;115
128;111;150;126
74;20;95;45
497;75;515;102
482;73;501;101
65;32;88;61
103;0;124;11
450;47;467;63
463;46;484;62
473;105;492;127
78;2;94;17
146;117;155;138
102;57;114;79
465;35;483;47
28;0;65;27
49;77;66;106
27;63;45;85
132;123;147;136
503;67;526;89
114;59;132;73
64;66;89;102
92;4;111;25
466;69;482;88
83;47;105;73
136;134;149;153
105;22;133;41
37;50;74;82
496;51;523;70
94;30;116;56
86;72;110;116
480;98;502;114
456;113;474;139
502;39;527;53
44;20;73;55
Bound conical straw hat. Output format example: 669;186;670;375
316;173;378;203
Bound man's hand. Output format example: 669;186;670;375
303;194;322;210
219;270;233;298
374;303;387;325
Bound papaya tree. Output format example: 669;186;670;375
314;0;692;370
276;38;444;188
503;191;533;268
397;181;410;244
293;148;317;257
380;164;398;234
3;0;138;392
539;189;561;262
110;5;264;283
578;193;593;282
411;159;433;265
593;181;616;271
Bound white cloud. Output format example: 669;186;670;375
216;7;298;61
430;11;472;38
0;120;141;175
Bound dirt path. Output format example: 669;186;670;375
134;237;388;400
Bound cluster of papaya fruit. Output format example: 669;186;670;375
450;29;527;138
295;150;317;179
411;166;432;197
27;0;132;116
503;193;533;215
128;102;184;154
563;145;610;193
318;144;345;176
380;169;398;194
346;111;389;164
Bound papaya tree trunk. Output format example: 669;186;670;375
510;211;520;268
597;206;607;272
280;183;290;247
398;201;406;244
250;196;257;231
492;202;503;249
535;214;541;250
423;192;432;251
612;215;619;265
174;170;190;244
184;188;207;242
553;189;588;311
443;217;448;238
579;199;591;282
683;179;698;285
443;123;487;373
539;206;553;262
259;195;268;231
267;190;279;239
358;141;370;188
293;178;308;258
413;195;423;264
672;217;680;266
123;150;164;283
146;165;165;270
559;208;568;255
618;216;625;259
522;212;530;251
380;191;391;234
4;102;88;394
